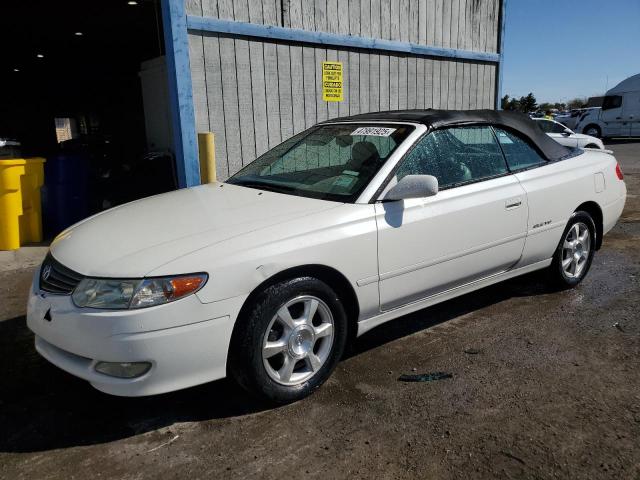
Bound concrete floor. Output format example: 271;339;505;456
1;142;638;479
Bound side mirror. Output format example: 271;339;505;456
562;129;572;136
383;175;439;201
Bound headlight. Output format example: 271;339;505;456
72;274;207;309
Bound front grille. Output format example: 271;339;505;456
39;253;84;295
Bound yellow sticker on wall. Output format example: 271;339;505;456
322;61;343;102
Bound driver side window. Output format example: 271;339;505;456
395;126;508;189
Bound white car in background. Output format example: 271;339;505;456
27;110;626;404
534;118;605;150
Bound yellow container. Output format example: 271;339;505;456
0;157;46;250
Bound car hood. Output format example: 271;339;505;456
50;183;339;277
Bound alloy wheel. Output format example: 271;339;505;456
561;222;591;279
262;295;334;386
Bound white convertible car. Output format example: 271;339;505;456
27;110;626;404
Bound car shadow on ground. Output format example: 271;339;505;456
0;271;551;454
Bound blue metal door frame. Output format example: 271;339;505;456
161;0;507;188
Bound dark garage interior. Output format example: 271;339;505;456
0;0;177;236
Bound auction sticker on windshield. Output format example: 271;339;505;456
351;127;396;136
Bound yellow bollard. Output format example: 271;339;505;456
198;132;217;183
20;158;46;244
0;159;27;250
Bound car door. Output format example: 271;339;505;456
600;95;624;136
375;126;528;311
623;91;640;136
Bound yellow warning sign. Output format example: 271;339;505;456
322;61;343;102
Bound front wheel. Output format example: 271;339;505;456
547;211;596;289
583;124;601;138
228;277;348;404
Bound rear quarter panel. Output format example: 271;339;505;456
515;150;624;266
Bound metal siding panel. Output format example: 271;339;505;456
314;0;328;121
448;59;456;109
360;0;371;112
327;0;339;33
390;0;400;41
338;50;350;116
469;62;478;109
379;54;390;110
434;0;442;46
370;53;380;111
219;37;243;175
462;60;470;109
440;60;449;109
426;0;435;45
263;42;282;148
487;63;495;108
450;0;459;49
416;56;424;108
289;45;305;133
186;0;203;16
201;33;229;179
381;0;391;39
371;0;381;37
233;0;256;164
400;0;409;41
303;46;317;127
349;0;360;35
349;51;360;115
455;59;463;109
418;0;427;44
247;0;269;156
262;0;278;25
277;44;293;140
432;59;441;108
315;48;328;122
360;52;370;113
389;56;399;109
189;34;209;133
424;57;433;107
407;57;417;109
441;0;450;48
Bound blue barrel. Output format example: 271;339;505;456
42;153;90;237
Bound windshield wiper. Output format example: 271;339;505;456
228;179;296;194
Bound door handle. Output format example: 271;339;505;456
505;198;522;209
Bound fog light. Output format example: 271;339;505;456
95;361;151;378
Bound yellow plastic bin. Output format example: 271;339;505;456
0;157;46;250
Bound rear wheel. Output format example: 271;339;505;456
228;277;347;404
547;211;596;289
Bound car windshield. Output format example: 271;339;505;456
227;123;414;202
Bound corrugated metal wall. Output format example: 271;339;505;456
186;0;501;179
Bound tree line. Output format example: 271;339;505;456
500;93;590;112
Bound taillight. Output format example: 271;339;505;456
615;163;624;180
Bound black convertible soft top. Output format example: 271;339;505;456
324;109;574;162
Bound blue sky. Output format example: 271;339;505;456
502;0;640;103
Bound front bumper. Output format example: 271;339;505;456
26;267;247;396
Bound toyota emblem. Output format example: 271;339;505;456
42;264;52;281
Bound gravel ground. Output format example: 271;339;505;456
1;141;638;480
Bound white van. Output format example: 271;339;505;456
575;73;640;138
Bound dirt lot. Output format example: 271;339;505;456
1;142;639;480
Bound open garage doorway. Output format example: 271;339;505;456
0;0;177;237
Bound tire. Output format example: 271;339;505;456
582;124;601;138
228;277;348;404
547;211;596;289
